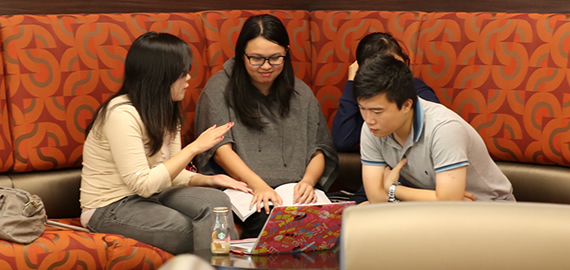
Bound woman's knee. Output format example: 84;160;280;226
160;187;231;216
203;188;231;207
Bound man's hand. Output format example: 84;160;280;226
463;191;476;201
383;158;408;192
293;180;317;205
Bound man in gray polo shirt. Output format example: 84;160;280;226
355;54;515;203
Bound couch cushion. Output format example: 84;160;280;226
0;218;173;270
199;10;312;88
416;12;570;166
0;13;208;171
310;11;427;129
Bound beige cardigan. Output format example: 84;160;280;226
80;95;195;211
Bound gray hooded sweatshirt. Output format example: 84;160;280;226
194;58;339;190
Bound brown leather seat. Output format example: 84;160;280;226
1;168;82;218
341;202;570;270
497;161;570;204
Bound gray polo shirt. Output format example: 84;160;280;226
361;98;515;201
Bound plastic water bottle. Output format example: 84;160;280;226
211;207;230;254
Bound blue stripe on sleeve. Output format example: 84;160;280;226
362;160;387;166
434;161;469;173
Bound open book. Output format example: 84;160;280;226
224;183;331;222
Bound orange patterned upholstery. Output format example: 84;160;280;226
0;55;13;173
0;13;207;171
2;9;570;268
0;218;173;270
415;13;570;166
199;10;312;88
310;11;427;129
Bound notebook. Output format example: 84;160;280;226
230;201;355;255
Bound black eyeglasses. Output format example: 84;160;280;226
244;52;286;66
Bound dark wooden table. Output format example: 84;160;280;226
192;247;340;270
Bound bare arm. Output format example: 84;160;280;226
294;150;325;204
364;159;474;203
163;123;231;180
380;159;472;201
214;143;283;214
163;123;252;194
391;166;468;201
362;164;390;203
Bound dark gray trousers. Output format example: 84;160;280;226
87;186;238;254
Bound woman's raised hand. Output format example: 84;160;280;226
191;122;234;154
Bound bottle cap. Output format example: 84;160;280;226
213;207;228;213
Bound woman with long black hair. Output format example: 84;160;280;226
80;32;251;254
195;15;338;238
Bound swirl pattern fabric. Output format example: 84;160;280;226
0;58;13;173
416;13;570;166
310;11;427;130
0;13;207;172
199;10;312;87
0;218;173;270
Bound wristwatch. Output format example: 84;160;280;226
387;182;401;203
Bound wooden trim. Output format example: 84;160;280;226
1;0;569;16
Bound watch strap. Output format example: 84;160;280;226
387;182;401;203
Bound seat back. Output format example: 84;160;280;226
341;202;570;270
0;13;208;172
415;13;570;167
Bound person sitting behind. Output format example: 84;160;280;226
194;14;338;238
354;54;515;203
332;32;441;203
80;32;251;255
332;32;440;152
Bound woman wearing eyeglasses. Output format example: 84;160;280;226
195;14;338;238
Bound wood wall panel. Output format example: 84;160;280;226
0;0;569;15
309;0;570;14
0;0;307;15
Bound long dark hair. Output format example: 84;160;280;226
85;32;192;156
226;14;295;130
356;32;410;66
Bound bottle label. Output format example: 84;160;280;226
211;231;230;254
